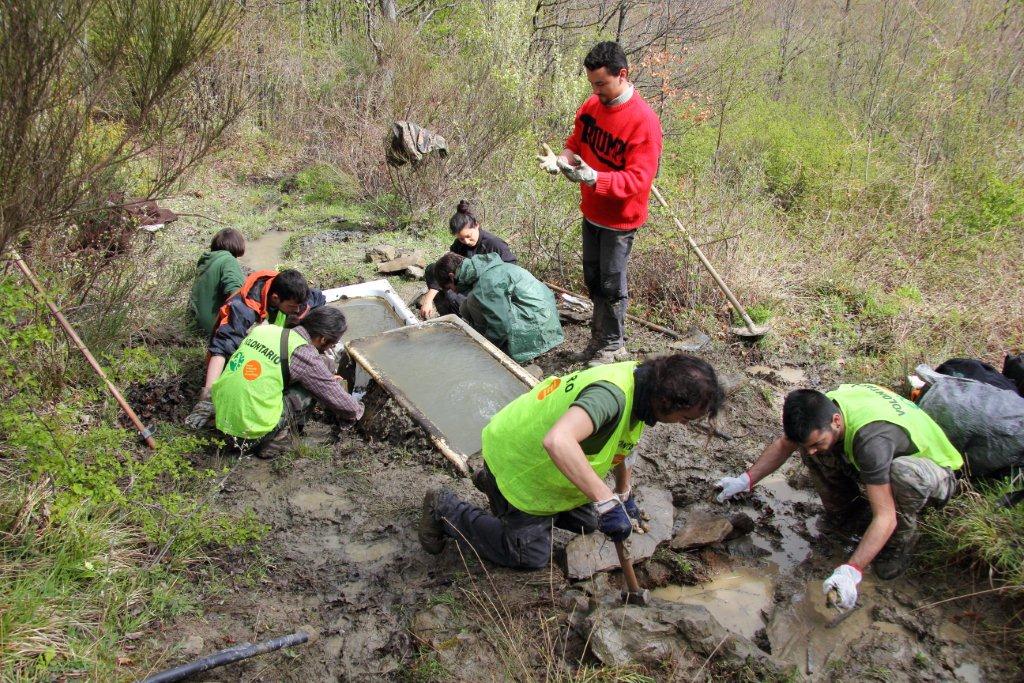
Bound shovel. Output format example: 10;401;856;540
614;539;650;606
649;184;769;341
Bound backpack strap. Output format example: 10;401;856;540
279;327;291;390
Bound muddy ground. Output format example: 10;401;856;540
134;227;1018;682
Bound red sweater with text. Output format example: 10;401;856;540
564;91;663;230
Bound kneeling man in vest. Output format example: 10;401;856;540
211;306;364;458
418;355;723;569
716;385;962;608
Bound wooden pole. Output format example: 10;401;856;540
9;250;156;449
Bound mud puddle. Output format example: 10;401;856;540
240;229;294;270
652;567;774;639
746;471;819;570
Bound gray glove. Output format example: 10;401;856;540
557;154;598;186
185;400;215;430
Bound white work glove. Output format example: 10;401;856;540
184;400;214;430
557;154;598;186
715;472;751;503
536;143;560;175
823;564;861;610
351;390;366;402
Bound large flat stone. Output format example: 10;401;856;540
577;595;783;674
670;507;734;550
377;251;426;273
563;487;672;580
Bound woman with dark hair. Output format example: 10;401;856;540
189;228;247;337
430;251;563;363
209;306;363;459
418;354;724;569
420;200;517;319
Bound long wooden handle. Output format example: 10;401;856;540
615;540;642;594
544;280;686;340
649;184;760;334
10;250;156;449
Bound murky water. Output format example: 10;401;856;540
239;230;294;270
652;568;774;639
328;298;403;341
747;471;819;570
350;325;529;455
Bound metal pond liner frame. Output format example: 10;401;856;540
346;315;538;476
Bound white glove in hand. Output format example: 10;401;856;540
536;143;560;175
823;564;861;610
715;472;751;503
557;154;598;186
351;390;366;402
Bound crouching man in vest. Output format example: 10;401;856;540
210;306;364;459
716;385;962;609
418;355;723;569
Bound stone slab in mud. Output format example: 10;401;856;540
563;487;672;580
671;507;734;550
377;251;426;273
578;595;784;674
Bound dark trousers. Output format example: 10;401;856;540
582;219;636;350
434;465;599;570
436;289;466;317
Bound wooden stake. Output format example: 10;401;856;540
9;250;156;449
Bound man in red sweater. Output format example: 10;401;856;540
539;41;663;365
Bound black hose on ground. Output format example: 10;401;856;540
139;631;309;683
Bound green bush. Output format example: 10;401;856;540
286;163;361;205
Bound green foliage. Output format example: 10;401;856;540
922;478;1024;587
286;163;361;205
937;172;1024;236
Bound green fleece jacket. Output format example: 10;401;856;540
189;250;245;337
456;253;564;363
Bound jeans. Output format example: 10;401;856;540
581;219;636;350
433;464;599;569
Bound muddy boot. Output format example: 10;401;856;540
418;488;448;555
588;346;629;367
873;512;919;580
570;341;602;362
256;425;293;460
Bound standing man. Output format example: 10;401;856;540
716;385;962;609
538;41;663;365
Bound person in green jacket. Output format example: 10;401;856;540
431;251;564;363
189;228;246;337
715;385;963;609
418;354;723;569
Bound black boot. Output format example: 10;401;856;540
418;488;448;555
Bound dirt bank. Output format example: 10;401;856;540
133;227;1017;682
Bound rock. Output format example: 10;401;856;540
669;327;711;352
365;245;397;263
377;251;426;274
717;372;748;397
405;265;425;279
725;512;756;540
578;596;783;673
563;487;673;580
411;604;453;646
671;508;734;550
523;363;544;380
640;560;672;587
179;634;205;658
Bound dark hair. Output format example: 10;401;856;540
782;389;839;443
643;354;723;419
449;200;478;235
300;305;347;344
434;252;466;285
584;41;628;74
210;228;245;257
268;269;310;304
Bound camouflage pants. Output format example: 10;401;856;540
800;450;954;528
801;450;955;575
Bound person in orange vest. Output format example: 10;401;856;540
186;268;325;429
